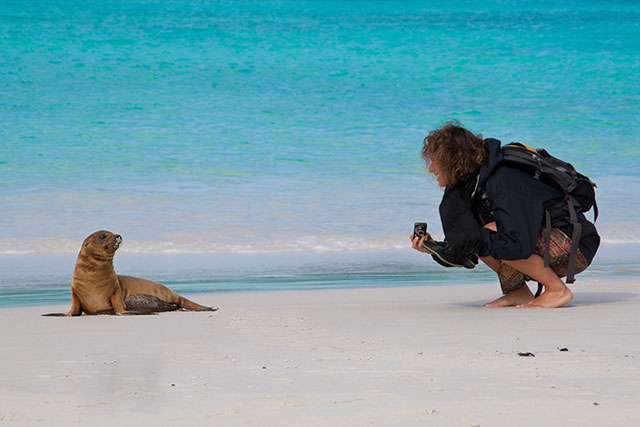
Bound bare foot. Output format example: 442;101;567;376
484;285;534;307
518;287;573;309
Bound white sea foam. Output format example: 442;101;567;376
0;225;637;256
596;222;640;245
0;234;409;255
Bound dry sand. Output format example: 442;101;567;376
1;279;639;426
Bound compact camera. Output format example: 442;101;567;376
413;222;427;239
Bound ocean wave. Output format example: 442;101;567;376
596;222;640;245
1;225;638;255
0;234;411;255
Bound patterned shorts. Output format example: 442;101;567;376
498;228;589;294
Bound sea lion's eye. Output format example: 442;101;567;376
99;234;107;240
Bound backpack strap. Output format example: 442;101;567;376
566;197;582;284
543;209;551;268
543;199;582;285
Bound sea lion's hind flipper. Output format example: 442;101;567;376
180;305;219;312
124;294;179;312
194;306;219;312
179;296;218;312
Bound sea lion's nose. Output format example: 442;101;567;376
114;235;122;247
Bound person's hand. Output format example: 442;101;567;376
410;232;433;253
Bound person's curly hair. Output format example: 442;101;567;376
422;122;486;187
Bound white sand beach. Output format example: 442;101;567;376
1;279;639;426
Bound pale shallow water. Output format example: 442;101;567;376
1;245;638;308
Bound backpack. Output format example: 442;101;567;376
500;142;598;287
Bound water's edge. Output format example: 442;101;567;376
1;244;637;308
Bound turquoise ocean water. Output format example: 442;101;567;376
1;0;639;307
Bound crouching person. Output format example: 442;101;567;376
411;122;600;308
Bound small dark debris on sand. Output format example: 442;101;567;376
517;352;535;357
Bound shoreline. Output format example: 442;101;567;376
1;244;640;309
2;281;640;425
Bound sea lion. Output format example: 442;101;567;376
43;230;217;316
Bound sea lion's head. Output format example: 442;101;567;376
80;230;122;260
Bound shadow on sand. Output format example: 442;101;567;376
456;291;638;308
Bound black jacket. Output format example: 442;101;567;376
438;138;600;265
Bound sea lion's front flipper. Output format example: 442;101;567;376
43;291;83;316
